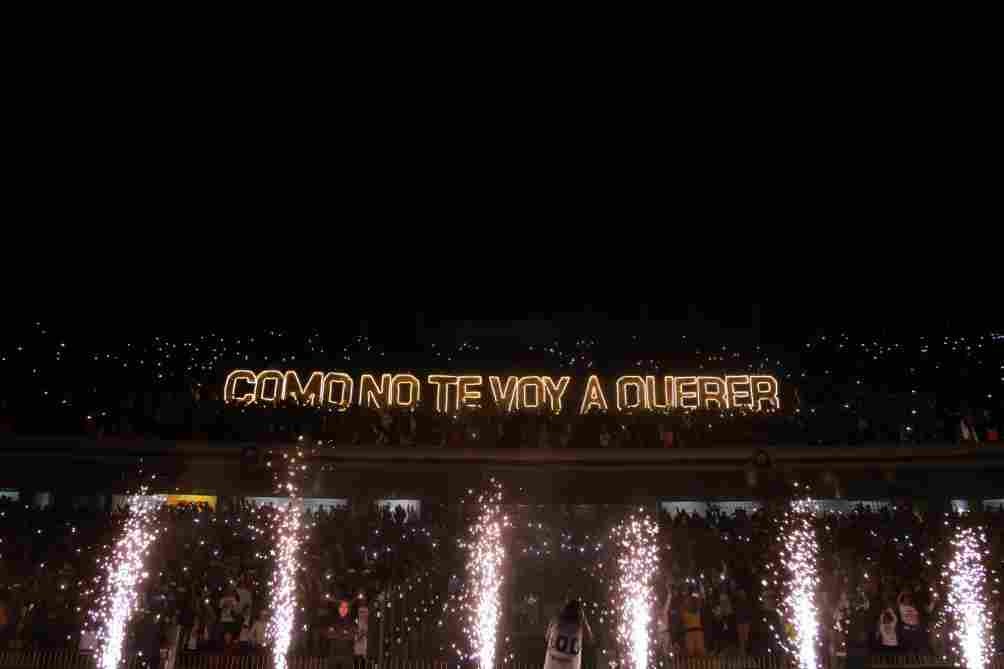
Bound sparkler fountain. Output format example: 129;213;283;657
771;494;820;669
462;481;507;669
267;446;307;669
94;488;163;669
946;526;990;669
611;511;659;669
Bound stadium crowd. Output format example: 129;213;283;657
2;395;1000;451
1;496;1003;663
0;495;445;661
506;502;1004;661
652;502;1004;659
1;325;1000;448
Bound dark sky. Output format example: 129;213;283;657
7;82;997;336
9;296;998;344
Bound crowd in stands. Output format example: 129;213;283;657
505;502;1004;662
1;326;1001;448
1;496;1003;663
661;503;1004;659
2;395;1001;450
0;496;446;662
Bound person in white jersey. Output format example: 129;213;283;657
544;599;593;669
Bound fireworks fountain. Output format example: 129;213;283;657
462;482;507;669
94;488;163;669
266;447;307;669
611;511;659;669
771;495;820;669
946;526;990;669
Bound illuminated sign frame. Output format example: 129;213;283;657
225;370;780;414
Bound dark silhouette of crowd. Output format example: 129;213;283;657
2;490;1004;665
655;502;1004;659
3;394;1000;451
503;502;1004;663
1;327;1000;449
1;497;1003;664
0;496;444;661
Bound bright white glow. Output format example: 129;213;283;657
781;498;820;669
267;449;306;669
947;527;990;669
612;512;658;669
95;490;163;669
464;482;506;669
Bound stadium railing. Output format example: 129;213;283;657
2;654;1002;669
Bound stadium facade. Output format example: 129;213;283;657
2;436;1002;512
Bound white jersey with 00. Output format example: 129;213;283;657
544;619;584;669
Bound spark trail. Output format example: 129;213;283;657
947;526;990;669
95;489;163;669
774;496;820;669
463;482;507;669
612;512;659;669
267;447;307;669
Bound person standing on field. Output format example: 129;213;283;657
544;600;593;669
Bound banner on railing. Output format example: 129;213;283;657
1;651;996;669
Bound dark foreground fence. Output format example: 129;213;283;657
3;654;1004;669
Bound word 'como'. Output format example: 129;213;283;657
224;370;780;414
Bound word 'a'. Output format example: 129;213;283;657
224;370;780;414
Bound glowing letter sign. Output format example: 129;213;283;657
224;370;781;414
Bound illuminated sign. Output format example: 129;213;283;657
225;370;780;414
166;494;217;509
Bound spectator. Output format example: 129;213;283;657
186;613;201;651
682;593;705;656
711;590;734;653
846;598;873;669
354;599;369;667
876;606;898;652
831;590;851;656
0;596;8;643
328;599;357;669
543;599;592;669
658;424;675;448
734;589;753;655
177;592;196;654
237;611;257;652
598;426;612;448
959;414;980;442
135;611;162;669
896;591;927;653
199;598;217;650
762;594;785;656
236;578;253;624
30;600;48;650
658;584;673;655
250;609;268;648
219;588;240;647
